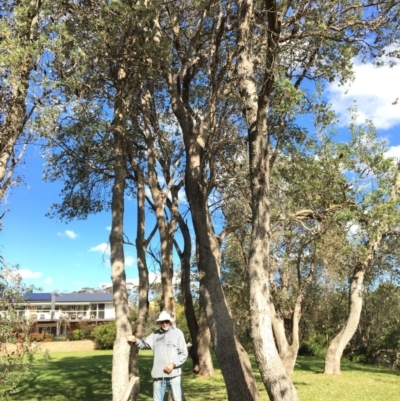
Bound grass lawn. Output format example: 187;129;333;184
6;351;400;401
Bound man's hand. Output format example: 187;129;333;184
127;335;136;343
163;363;175;374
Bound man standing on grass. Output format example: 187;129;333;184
128;311;188;401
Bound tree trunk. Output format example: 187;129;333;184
324;268;365;374
196;292;214;376
184;122;260;401
0;0;41;200
325;168;399;374
248;234;298;400
177;215;214;375
110;94;131;401
271;257;315;375
166;72;261;400
141;86;176;319
270;303;298;376
128;163;150;401
236;1;299;399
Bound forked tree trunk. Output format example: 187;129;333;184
325;168;400;374
196;297;214;376
166;73;261;401
270;303;299;376
141;85;177;320
271;258;315;375
236;0;299;400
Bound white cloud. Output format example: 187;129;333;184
65;230;78;239
125;255;136;267
327;59;400;130
57;230;78;239
18;269;42;279
89;242;110;255
106;226;112;231
385;145;400;161
45;277;53;284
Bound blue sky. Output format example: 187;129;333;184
1;57;400;293
0;144;143;293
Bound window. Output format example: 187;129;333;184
98;303;105;319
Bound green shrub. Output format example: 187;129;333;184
72;328;92;340
299;333;327;357
92;323;116;350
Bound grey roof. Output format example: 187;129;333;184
24;293;52;302
55;293;113;302
23;292;113;303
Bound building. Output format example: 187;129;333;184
16;292;115;337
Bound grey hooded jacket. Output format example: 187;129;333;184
135;326;188;378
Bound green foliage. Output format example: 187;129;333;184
91;322;116;350
71;329;91;341
349;282;400;367
69;321;96;341
174;303;190;343
0;261;43;398
298;333;327;358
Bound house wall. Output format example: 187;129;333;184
1;340;95;355
105;303;114;319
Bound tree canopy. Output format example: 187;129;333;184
2;0;400;400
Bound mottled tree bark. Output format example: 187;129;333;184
176;216;214;375
166;71;261;400
325;168;400;374
110;90;132;401
0;0;42;200
236;0;299;399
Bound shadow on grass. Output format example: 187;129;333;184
11;350;400;400
340;359;400;377
13;354;115;401
14;352;159;400
295;356;400;377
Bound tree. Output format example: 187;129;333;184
0;0;55;205
157;2;262;398
324;125;400;374
234;0;400;398
40;1;214;397
37;2;158;399
0;262;44;397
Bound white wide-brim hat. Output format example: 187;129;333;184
156;310;174;323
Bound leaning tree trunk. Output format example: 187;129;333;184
0;0;42;201
184;128;260;400
325;168;400;374
324;268;365;374
110;92;132;401
166;73;261;400
236;0;299;399
176;215;214;375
